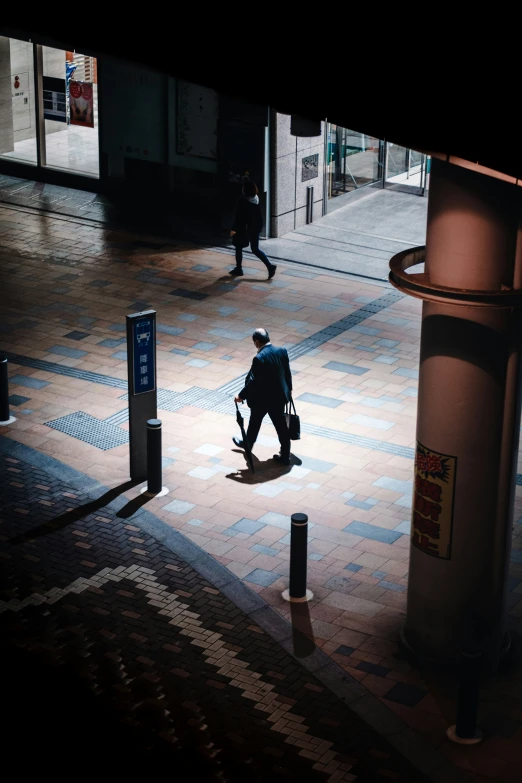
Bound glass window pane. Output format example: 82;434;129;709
43;46;99;177
326;123;382;204
0;36;37;165
386;143;409;179
344;130;381;187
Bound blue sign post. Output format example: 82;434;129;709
132;317;155;395
126;310;157;481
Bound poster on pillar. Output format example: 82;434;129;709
412;442;457;559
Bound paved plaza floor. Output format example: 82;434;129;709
0;176;521;782
0;445;430;782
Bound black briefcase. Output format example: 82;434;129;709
285;398;301;440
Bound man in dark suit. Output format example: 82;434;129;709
233;328;292;465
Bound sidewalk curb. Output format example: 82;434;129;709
0;434;463;782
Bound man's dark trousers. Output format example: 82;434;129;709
247;405;290;460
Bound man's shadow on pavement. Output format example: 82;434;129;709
226;452;302;485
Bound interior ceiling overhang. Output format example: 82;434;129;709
1;20;518;182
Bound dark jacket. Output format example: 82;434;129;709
239;344;292;409
232;196;263;238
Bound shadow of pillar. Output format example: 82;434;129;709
290;601;316;659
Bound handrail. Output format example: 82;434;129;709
389;246;522;307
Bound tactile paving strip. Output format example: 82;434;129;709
9;288;429;462
194;393;416;458
46;412;129;450
215;289;403;395
4;351;127;389
114;386;210;415
5;289;402;405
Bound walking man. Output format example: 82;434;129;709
233;328;292;465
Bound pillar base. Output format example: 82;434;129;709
399;629;512;673
446;725;483;745
139;486;170;498
282;589;313;603
0;416;16;426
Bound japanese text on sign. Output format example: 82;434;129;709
132;319;155;395
412;442;457;559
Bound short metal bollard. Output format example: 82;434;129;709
0;356;15;425
282;513;313;603
138;423;169;498
446;650;483;744
146;419;163;494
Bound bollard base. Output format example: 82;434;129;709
139;486;170;498
282;589;314;603
0;416;16;426
446;725;483;745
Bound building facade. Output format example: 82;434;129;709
0;32;427;239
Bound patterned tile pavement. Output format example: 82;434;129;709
1;187;522;781
0;446;431;782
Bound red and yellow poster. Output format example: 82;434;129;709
412;441;457;559
69;80;94;128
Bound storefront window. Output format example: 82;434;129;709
43;46;99;177
0;36;38;165
0;37;99;178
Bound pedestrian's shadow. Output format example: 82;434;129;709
226;452;302;485
9;480;140;545
196;270;272;299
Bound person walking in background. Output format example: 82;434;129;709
230;180;277;279
233;328;292;465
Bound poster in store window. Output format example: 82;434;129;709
69;80;94;128
412;441;457;559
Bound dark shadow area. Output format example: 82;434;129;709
0;636;317;782
116;491;156;519
226;452;302;485
421;314;509;379
0;172;239;258
0;620;326;783
290;601;316;659
0;642;186;777
9;480;139;545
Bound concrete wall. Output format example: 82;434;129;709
42;46;67;136
10;38;35;142
0;37;14;154
0;38;65;154
270;112;324;237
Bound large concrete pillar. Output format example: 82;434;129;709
389;158;522;668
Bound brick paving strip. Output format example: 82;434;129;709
0;437;459;782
